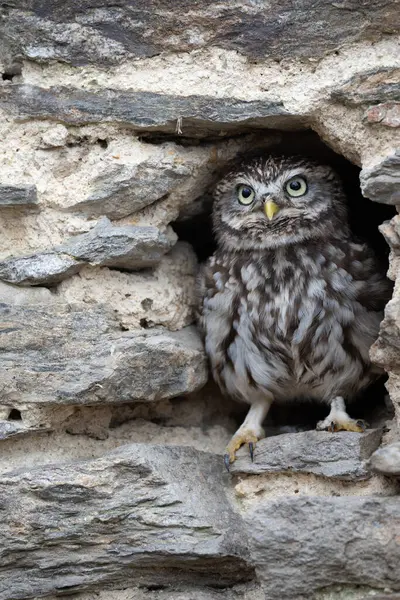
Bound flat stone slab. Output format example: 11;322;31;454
332;68;400;106
0;218;177;286
0;301;207;406
0;184;37;207
367;441;400;477
1;1;397;66
0;85;289;136
0;444;252;600
244;496;400;600
230;429;383;480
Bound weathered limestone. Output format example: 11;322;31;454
230;430;383;481
0;218;177;285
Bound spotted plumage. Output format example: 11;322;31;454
197;155;391;466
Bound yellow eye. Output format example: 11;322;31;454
285;177;307;197
237;184;255;205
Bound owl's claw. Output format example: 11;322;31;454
223;454;231;472
248;441;254;462
224;429;261;469
317;417;369;433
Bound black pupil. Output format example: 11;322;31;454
289;180;302;191
241;187;252;198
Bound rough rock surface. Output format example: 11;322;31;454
368;441;400;477
0;85;289;136
0;444;252;600
0;302;207;407
1;1;397;66
244;496;400;599
0;218;177;285
0;184;37;207
360;150;400;205
230;430;383;481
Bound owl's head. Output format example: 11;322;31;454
212;155;348;251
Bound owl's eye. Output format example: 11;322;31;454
237;184;255;205
285;177;307;197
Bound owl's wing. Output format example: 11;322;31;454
347;240;392;313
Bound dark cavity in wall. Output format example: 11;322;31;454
173;129;395;431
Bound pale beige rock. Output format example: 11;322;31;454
56;242;197;331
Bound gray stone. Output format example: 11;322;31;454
74;164;191;219
0;219;177;286
367;441;400;477
0;85;289;137
0;444;252;600
0;184;37;207
0;420;46;440
360;150;400;205
0;1;397;66
59;217;177;269
332;68;400;106
0;300;207;406
230;429;383;481
244;497;400;599
0;251;82;286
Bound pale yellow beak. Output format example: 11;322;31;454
264;200;280;221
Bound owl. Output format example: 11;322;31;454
197;155;391;469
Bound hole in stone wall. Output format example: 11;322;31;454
8;409;22;421
174;129;396;433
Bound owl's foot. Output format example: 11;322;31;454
317;396;368;433
224;429;262;471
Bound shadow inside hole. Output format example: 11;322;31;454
8;409;22;421
175;128;396;431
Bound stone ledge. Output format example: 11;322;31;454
0;443;252;600
0;300;207;406
0;85;289;136
230;429;382;480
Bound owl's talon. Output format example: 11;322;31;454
223;454;231;473
356;419;368;432
248;441;254;462
329;421;336;433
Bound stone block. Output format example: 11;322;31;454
332;68;400;106
0;184;37;207
230;429;383;481
0;85;288;136
0;444;252;600
1;1;397;66
360;150;400;205
0;299;207;406
244;496;400;599
0;218;177;286
364;102;400;128
367;441;400;477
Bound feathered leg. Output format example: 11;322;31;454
224;395;272;470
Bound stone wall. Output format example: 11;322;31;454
0;2;400;599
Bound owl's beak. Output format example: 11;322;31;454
264;200;280;221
